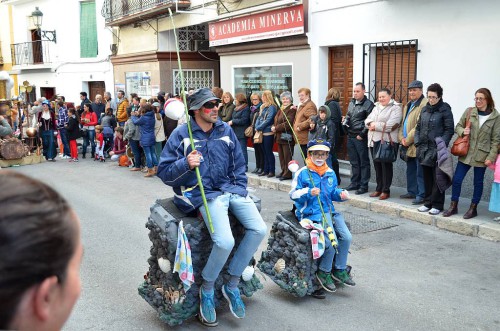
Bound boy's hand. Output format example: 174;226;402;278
311;188;320;196
340;190;350;200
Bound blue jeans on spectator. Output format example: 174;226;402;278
155;141;163;162
262;135;275;173
143;145;158;169
59;128;71;156
82;129;96;157
451;161;487;204
347;135;370;190
238;137;248;171
317;211;352;272
41;130;57;160
198;192;267;282
406;156;425;199
129;139;143;168
118;121;125;127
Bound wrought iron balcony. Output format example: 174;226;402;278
101;0;191;26
10;41;52;66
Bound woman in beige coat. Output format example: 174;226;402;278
365;88;403;200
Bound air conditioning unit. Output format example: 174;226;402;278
191;40;210;52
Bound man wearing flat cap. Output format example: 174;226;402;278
157;88;267;326
398;80;428;204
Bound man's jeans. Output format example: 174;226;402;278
59;128;71;156
347;136;370;189
406;156;425;198
129;139;143;168
318;211;352;272
198;193;267;282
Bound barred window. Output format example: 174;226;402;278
363;39;418;104
177;25;207;51
173;69;214;95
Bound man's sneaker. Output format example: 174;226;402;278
316;271;337;292
199;287;217;327
428;208;441;215
332;269;356;287
417;205;430;212
222;284;245;319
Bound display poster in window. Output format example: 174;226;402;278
125;72;152;98
233;65;292;97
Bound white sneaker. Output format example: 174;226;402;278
418;206;430;212
62;155;71;159
429;208;441;215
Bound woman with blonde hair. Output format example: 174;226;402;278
219;91;235;122
255;90;278;177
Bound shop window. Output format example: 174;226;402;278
173;69;214;95
81;1;98;58
126;72;151;97
363;39;418;104
177;25;207;51
233;65;293;97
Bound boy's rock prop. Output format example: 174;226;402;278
258;210;322;297
139;197;263;326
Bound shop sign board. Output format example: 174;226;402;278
209;4;304;46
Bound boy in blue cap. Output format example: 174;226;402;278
289;139;355;298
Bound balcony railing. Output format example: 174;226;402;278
11;41;52;66
101;0;191;25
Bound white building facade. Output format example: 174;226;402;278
2;0;114;103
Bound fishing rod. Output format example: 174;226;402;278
168;8;214;233
274;96;338;249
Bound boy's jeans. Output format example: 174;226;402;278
319;211;352;272
199;192;267;282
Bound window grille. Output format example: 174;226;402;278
362;39;418;104
177;25;207;51
173;69;214;95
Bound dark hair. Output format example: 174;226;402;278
59;95;66;102
105;107;113;116
83;102;92;111
379;87;392;96
118;90;125;95
80;91;87;98
115;127;124;134
427;83;443;98
141;104;153;113
57;100;65;107
0;172;76;328
235;93;247;105
212;87;224;99
355;82;366;90
475;88;495;110
130;93;138;99
133;96;141;103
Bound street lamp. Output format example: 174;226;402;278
31;7;57;43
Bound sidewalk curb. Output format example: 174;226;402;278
248;174;500;242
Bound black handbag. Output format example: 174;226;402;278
372;123;398;163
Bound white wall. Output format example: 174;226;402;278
309;0;500;121
220;48;311;101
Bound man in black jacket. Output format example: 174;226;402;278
343;82;374;195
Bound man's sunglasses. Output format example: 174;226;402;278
203;101;218;109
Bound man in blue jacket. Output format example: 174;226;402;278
157;88;267;327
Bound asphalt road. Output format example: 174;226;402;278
9;159;500;331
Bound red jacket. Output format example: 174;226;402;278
81;111;98;127
113;136;126;154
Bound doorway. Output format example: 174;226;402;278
328;45;353;160
31;30;43;64
40;87;55;100
88;81;106;102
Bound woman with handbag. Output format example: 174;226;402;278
272;91;296;180
228;93;250;171
443;88;500;218
414;83;455;215
255;90;278;177
250;93;265;174
365;88;402;200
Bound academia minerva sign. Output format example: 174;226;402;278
209;4;304;47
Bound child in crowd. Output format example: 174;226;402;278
94;125;105;162
489;146;500;222
109;127;126;162
65;108;81;162
289;139;354;298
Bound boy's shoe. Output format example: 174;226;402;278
316;271;337;292
332;269;356;287
311;288;326;299
428;208;441;215
417;205;430;212
199;287;217;327
222;284;245;319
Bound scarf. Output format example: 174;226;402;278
306;157;329;176
41;110;51;120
